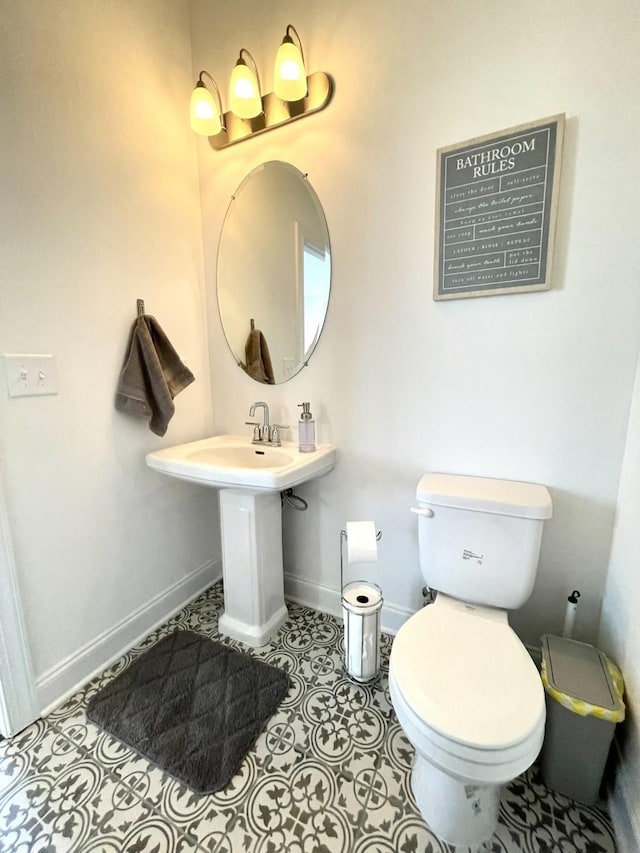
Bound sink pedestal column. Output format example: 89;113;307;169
217;488;289;646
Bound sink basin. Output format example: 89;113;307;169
146;434;336;491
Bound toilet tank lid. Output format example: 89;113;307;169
416;473;552;520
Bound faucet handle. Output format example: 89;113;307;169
245;421;262;442
270;424;290;446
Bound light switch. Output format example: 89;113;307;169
3;354;58;398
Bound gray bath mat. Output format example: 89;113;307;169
86;630;290;794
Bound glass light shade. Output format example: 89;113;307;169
274;41;307;101
190;85;222;136
229;62;262;119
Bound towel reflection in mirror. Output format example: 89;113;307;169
243;325;275;384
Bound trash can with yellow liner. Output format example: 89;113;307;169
540;634;625;804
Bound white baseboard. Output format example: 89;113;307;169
38;557;221;716
606;742;640;853
283;571;413;635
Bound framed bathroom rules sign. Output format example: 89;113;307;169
433;114;565;301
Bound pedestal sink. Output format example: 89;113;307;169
146;435;336;646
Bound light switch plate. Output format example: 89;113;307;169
3;354;58;398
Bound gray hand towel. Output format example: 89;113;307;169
243;328;275;385
115;315;195;436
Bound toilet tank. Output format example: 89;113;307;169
415;473;552;609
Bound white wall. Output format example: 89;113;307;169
3;0;637;724
0;0;220;711
599;351;640;850
191;0;640;645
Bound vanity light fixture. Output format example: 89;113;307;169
229;49;262;119
273;25;307;102
190;71;224;136
190;24;333;150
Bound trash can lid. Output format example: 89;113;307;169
541;634;625;722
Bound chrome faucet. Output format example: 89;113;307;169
246;401;289;446
246;401;270;444
248;401;269;437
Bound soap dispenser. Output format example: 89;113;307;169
297;402;316;453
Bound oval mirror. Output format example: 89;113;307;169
217;161;331;384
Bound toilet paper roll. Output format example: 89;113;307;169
342;582;383;614
346;520;378;564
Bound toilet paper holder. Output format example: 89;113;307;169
340;527;383;684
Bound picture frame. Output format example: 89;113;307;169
433;114;565;301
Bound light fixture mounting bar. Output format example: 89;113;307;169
209;71;332;150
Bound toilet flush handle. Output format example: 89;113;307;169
410;506;434;517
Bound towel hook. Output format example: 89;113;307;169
250;318;255;331
137;299;145;317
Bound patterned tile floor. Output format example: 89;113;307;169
0;582;617;852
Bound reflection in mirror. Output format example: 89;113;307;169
217;161;331;384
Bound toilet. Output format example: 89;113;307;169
389;472;553;848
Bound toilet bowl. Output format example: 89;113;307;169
389;594;546;847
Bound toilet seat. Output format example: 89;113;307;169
390;594;545;782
